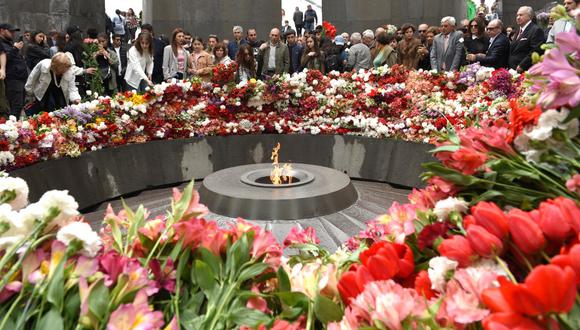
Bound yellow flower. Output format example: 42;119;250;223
249;78;257;84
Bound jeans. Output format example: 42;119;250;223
4;79;25;119
304;22;315;33
295;24;303;36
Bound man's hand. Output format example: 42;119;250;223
259;43;268;51
466;54;476;62
85;68;97;75
0;69;5;80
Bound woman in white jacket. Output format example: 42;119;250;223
162;28;189;81
24;52;81;114
124;32;154;92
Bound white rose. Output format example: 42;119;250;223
0;204;26;250
37;190;79;229
428;256;459;292
0;176;29;210
56;222;102;257
433;197;468;220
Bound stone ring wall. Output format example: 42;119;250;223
9;135;435;210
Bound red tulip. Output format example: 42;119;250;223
414;270;436;300
467;225;504;258
538;201;573;240
524;265;577;315
548;197;580;233
507;209;545;255
551;244;580;286
438;235;476;267
471;201;509;240
482;312;544;330
360;241;414;280
481;287;516;314
337;263;373;305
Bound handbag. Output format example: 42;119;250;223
99;66;111;80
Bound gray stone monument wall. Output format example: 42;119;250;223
0;0;105;33
503;0;554;26
322;0;466;33
146;0;281;44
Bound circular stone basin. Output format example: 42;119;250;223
199;163;358;220
240;168;315;188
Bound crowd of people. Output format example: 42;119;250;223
0;0;577;120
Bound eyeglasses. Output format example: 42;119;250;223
485;27;498;31
418;30;427;33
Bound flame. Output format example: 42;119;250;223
270;143;293;185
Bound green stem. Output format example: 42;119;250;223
0;222;45;285
208;283;237;330
0;289;25;329
306;300;315;330
494;256;517;283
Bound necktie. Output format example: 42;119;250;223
444;34;449;52
516;28;524;40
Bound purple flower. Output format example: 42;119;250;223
53;106;93;124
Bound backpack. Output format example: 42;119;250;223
325;53;341;72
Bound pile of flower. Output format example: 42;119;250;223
0;63;525;170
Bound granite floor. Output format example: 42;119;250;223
83;180;410;251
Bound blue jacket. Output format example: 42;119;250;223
288;43;304;74
227;39;248;60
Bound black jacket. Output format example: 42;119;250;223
479;33;510;69
110;44;128;75
152;37;168;84
288;43;304;74
0;36;28;81
509;22;545;71
293;11;303;25
26;44;51;70
465;36;489;55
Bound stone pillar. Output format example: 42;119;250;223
0;0;105;33
149;0;281;43
322;0;466;33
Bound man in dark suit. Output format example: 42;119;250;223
509;6;545;73
467;19;509;68
293;7;304;36
110;34;128;92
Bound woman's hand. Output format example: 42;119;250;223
308;52;316;57
85;68;97;75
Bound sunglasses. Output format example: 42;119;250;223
418;30;427;33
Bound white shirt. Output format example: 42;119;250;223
268;43;278;70
114;46;123;74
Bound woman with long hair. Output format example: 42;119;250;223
213;44;232;65
300;35;325;73
50;32;67;57
26;31;51;70
95;33;119;96
373;32;397;68
465;17;489;63
125;8;140;43
188;36;213;81
162;28;189;81
396;23;422;69
234;44;256;83
125;32;154;92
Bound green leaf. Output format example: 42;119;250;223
421;163;480;186
275;291;309;307
238;262;269;282
279;306;304;320
166;238;185;268
470;190;504;204
277;266;291;292
36;308;64;330
47;257;66;311
429;144;461;154
226;233;251;280
313;295;343;323
88;280;109;321
229;307;270;328
63;289;81;323
172;181;195;221
194;260;216;292
199;247;223;279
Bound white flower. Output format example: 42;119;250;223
56;222;102;257
0;176;29;210
525;109;578;141
37;190;79;229
0;204;26;250
433;197;468;220
0;151;15;166
428;256;459;292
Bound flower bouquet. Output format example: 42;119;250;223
82;38;105;97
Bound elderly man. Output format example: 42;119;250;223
509;6;545;72
547;0;579;43
346;32;371;72
467;19;509;68
460;19;470;34
362;29;376;59
418;23;429;41
430;17;464;72
227;26;248;59
258;28;290;78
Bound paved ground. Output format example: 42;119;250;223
83;180;410;251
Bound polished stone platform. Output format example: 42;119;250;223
83;179;410;251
